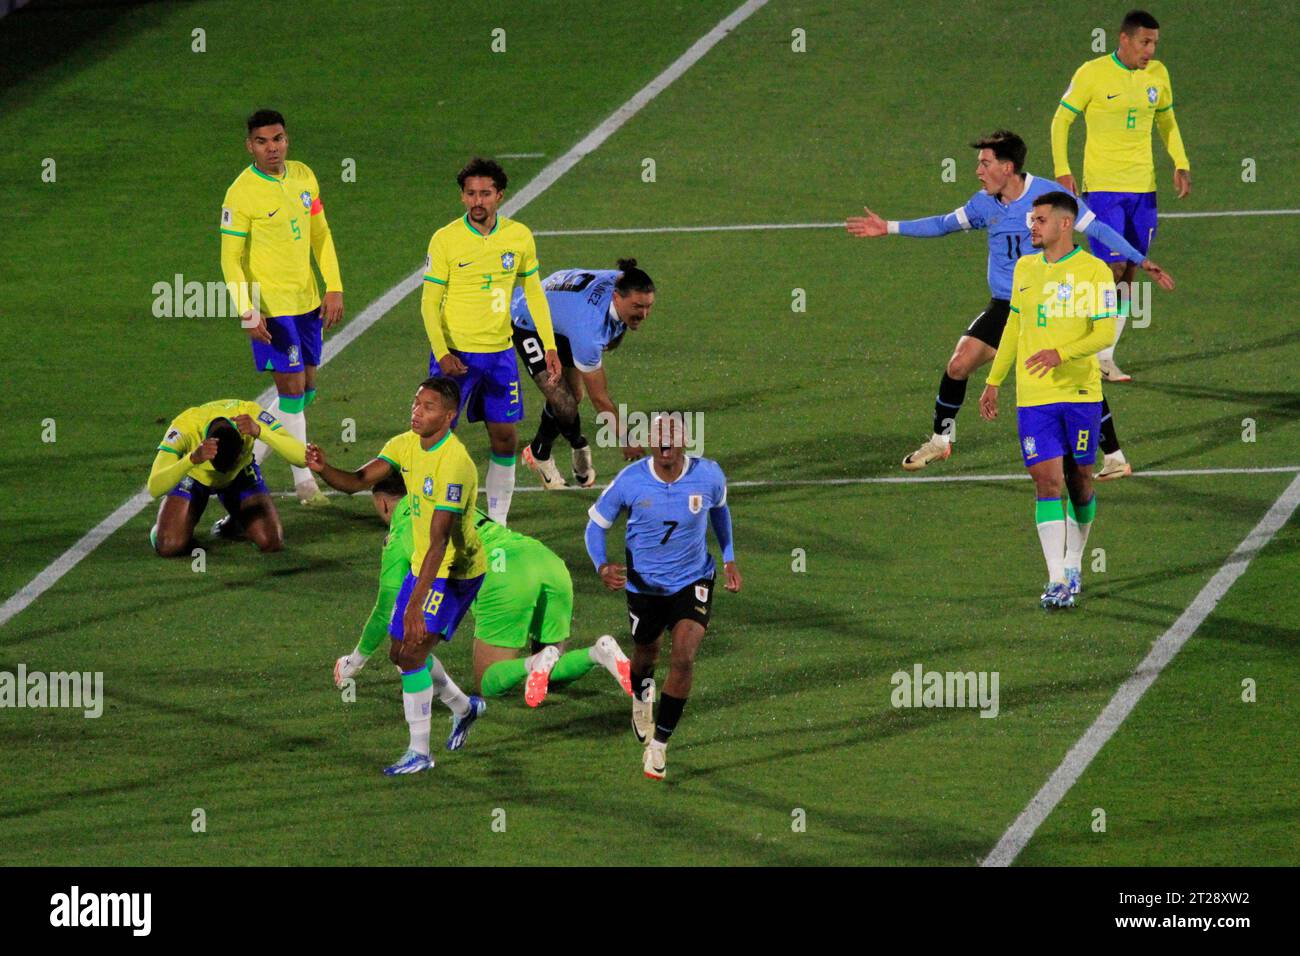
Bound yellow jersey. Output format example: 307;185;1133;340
149;399;305;494
220;160;343;317
421;214;555;354
1051;53;1189;193
377;429;486;580
986;246;1118;407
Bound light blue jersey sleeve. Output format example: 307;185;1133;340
894;191;988;237
706;464;734;562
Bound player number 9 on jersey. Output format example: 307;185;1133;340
422;589;445;615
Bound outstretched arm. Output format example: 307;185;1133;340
847;205;971;238
305;444;394;494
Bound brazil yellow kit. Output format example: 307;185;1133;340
147;399;306;496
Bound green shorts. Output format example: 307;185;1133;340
472;541;572;649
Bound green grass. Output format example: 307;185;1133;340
1;0;1298;866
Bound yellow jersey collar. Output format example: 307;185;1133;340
249;163;287;183
1043;245;1083;265
1110;51;1136;72
462;213;500;237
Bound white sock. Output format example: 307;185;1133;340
932;431;952;447
1106;448;1127;465
403;685;434;755
1035;498;1067;583
1065;498;1094;570
427;656;470;717
1098;314;1128;363
486;458;516;524
277;406;314;487
589;635;627;681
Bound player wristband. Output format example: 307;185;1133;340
886;221;900;235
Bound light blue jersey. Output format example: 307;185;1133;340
586;457;733;595
892;172;1144;299
510;269;627;372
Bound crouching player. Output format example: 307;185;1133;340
333;488;633;706
147;399;306;556
307;376;486;775
584;413;741;780
979;193;1116;608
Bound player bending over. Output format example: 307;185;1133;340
421;157;561;525
148;399;306;556
333;489;633;707
306;377;487;775
847;129;1172;481
979;192;1116;609
510;260;657;489
585;413;741;780
220;109;343;506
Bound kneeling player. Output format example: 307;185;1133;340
147;399;306;556
979;193;1115;608
333;487;633;706
307;376;487;775
510;260;656;489
584;413;742;780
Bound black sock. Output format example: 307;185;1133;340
932;372;968;437
530;405;562;460
557;411;586;450
653;693;687;744
631;665;654;704
1099;397;1120;456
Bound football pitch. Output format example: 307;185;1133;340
2;0;1298;867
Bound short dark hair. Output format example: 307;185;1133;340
614;257;655;295
1121;9;1159;34
1032;190;1079;219
418;375;462;410
457;157;508;191
246;109;286;135
372;469;407;499
205;417;243;472
970;130;1027;173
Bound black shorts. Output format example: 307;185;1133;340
963;298;1011;348
626;576;715;645
512;325;575;378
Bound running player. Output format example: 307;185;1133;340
305;377;487;775
510;259;657;489
147;399;306;556
846;129;1172;481
978;192;1117;609
1052;9;1191;382
332;493;633;707
421;158;561;525
584;413;741;780
220;109;343;505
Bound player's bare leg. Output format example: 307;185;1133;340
152;495;201;557
236;493;283;553
485;421;518;524
904;335;995;470
1062;458;1096;597
522;369;578;490
644;620;705;780
1027;458;1073;609
1098;261;1136;382
630;638;659;744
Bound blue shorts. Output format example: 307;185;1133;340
430;348;523;425
1016;402;1103;467
252;310;322;373
1083;191;1158;260
389;572;485;642
167;462;269;517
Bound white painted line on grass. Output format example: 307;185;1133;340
534;209;1300;238
982;469;1300;867
271;464;1300;498
497;152;546;159
0;0;770;630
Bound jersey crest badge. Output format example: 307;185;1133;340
1023;436;1038;459
694;584;709;603
300;190;312;209
446;483;462;503
423;477;435;497
1146;86;1158;104
688;494;703;514
1056;282;1073;302
500;252;516;271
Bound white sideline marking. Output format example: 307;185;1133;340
272;464;1300;498
497;152;545;159
0;0;770;630
534;208;1300;238
982;470;1300;867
